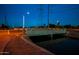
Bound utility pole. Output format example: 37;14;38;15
40;4;43;28
48;4;50;29
4;16;6;25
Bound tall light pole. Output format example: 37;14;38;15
23;15;25;28
22;11;30;28
22;11;30;34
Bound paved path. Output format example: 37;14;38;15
0;30;53;55
66;29;79;38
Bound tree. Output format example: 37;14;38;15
49;24;56;28
0;24;9;29
64;24;72;28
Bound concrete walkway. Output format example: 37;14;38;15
0;30;53;55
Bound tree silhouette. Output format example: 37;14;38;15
64;24;72;28
0;24;9;29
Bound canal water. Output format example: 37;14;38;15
29;34;79;55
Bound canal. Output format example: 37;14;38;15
29;34;79;55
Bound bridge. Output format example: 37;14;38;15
27;28;67;36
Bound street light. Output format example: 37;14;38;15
56;20;60;26
26;11;30;15
22;11;30;29
22;11;30;34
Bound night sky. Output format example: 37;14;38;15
0;4;79;27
